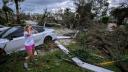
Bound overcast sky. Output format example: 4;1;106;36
0;0;127;14
0;0;75;14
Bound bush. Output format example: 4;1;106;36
101;16;109;24
70;32;91;61
71;48;90;62
75;32;87;46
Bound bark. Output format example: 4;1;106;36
5;12;8;23
14;0;20;24
117;17;124;25
116;62;128;72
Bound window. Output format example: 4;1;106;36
32;26;44;32
3;27;24;40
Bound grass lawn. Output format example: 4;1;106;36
0;50;91;72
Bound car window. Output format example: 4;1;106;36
32;26;44;33
3;27;24;40
1;26;44;40
2;27;18;38
0;27;11;38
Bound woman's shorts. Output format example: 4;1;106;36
25;44;35;53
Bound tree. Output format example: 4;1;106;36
91;0;109;16
111;3;128;25
74;0;109;29
76;23;128;71
74;0;93;29
101;16;109;24
38;9;49;25
0;9;6;24
61;8;76;29
11;0;24;24
2;0;13;23
74;0;109;16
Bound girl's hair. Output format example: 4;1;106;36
24;24;32;31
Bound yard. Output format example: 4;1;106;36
0;0;128;71
0;27;127;72
0;49;91;72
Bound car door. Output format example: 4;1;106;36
4;27;25;54
32;26;45;46
5;37;25;54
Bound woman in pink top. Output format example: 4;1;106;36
23;25;37;70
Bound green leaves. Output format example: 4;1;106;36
101;16;109;24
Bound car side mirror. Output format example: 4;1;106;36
9;37;13;40
9;35;14;40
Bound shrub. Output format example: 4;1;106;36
101;16;109;24
71;32;91;61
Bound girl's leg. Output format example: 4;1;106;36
25;50;33;62
24;46;33;70
32;48;35;59
32;44;35;55
31;44;36;60
24;54;32;70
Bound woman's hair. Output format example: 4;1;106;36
24;24;32;31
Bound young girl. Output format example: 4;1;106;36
23;25;36;70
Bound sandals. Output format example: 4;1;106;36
23;63;31;71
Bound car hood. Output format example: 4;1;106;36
0;39;9;48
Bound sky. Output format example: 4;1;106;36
109;0;128;7
20;0;75;14
0;0;75;14
0;0;127;14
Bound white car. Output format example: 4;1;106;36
0;26;56;63
0;25;9;32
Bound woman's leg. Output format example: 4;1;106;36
25;45;33;61
24;46;33;70
26;50;33;62
31;44;35;60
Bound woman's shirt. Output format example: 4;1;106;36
24;31;34;46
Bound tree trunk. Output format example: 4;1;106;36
116;61;128;72
14;0;20;24
5;12;8;23
117;17;124;25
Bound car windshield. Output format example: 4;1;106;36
32;26;44;32
0;27;11;38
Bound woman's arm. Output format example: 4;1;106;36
24;31;31;37
34;29;38;33
32;27;38;33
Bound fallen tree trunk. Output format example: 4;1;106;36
116;61;128;72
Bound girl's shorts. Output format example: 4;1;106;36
25;44;35;52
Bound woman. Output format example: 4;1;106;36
23;25;37;70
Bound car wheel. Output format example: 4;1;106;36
0;48;7;64
43;36;56;50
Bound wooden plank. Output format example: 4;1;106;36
54;41;70;54
56;36;72;39
72;57;113;72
